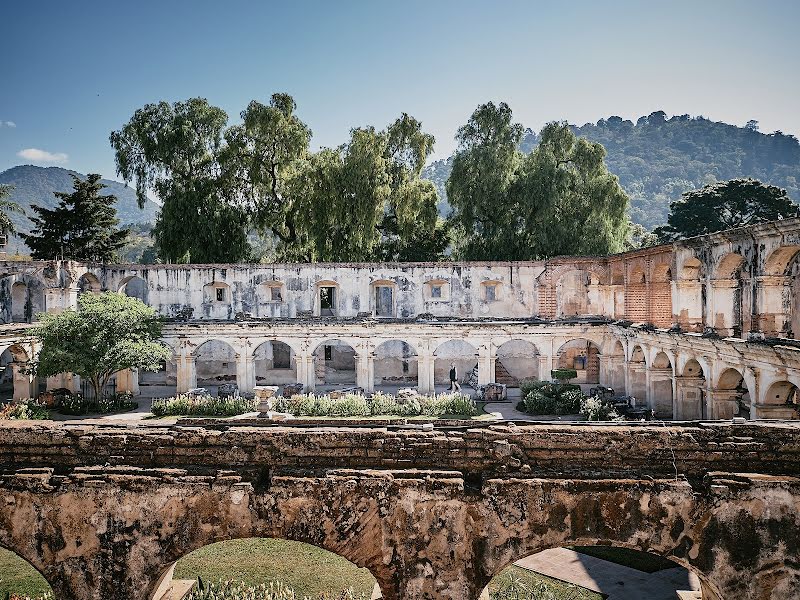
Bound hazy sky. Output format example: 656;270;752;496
1;0;798;180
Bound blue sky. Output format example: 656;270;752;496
1;0;798;182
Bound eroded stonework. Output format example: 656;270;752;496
0;421;798;599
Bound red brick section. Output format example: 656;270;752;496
650;281;673;327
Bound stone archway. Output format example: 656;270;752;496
433;340;479;391
253;341;298;387
676;358;706;420
650;351;674;419
119;275;149;304
10;278;45;323
78;273;102;295
193;340;238;393
627;344;647;402
555;339;601;384
494;340;539;387
0;544;53;598
373;340;418;390
0;344;34;401
716;367;751;420
312;339;356;389
712;253;748;337
757;381;799;419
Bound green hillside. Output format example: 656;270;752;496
0;165;159;254
423;112;800;230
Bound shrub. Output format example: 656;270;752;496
518;382;584;415
580;395;621;421
58;392;138;415
0;398;50;420
275;392;477;418
186;578;367;600
550;368;578;383
151;394;257;417
490;574;559;600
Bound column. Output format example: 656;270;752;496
707;389;738;420
477;344;495;388
176;355;196;394
417;352;435;394
598;356;612;387
235;340;255;394
356;353;375;393
297;352;315;392
755;275;791;336
538;354;553;382
12;363;33;401
115;369;140;395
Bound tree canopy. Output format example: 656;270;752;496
112;95;445;263
654;178;800;241
21;174;128;261
446;103;630;260
32;292;171;400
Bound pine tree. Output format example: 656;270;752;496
22;174;129;262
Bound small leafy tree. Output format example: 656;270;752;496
31;292;171;400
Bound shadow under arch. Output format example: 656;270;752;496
485;544;707;599
158;537;381;600
0;544;54;598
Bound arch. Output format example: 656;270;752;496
555;338;601;384
682;359;704;378
10;278;45;323
629;345;646;364
609;340;625;356
652;351;672;370
0;545;53;598
679;256;703;280
170;538;378;599
626;344;647;402
77;272;102;294
119;275;149;304
764;245;800;276
630;269;646;284
313;339;356;388
253;340;297;386
715;252;746;279
494;339;539;386
485;545;704;599
373;339;418;389
433;339;479;389
717;367;751;420
0;344;33;401
193;339;237;392
757;381;799;419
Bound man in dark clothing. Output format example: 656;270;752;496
448;362;461;391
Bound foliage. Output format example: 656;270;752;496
446;103;629;259
2;593;53;600
0;184;24;237
275;392;477;418
31;292;171;401
0;165;158;255
654;178;800;241
150;394;258;417
0;399;50;420
110;97;251;263
20;174;128;261
425;111;800;232
56;392;137;416
579;395;620;421
187;578;367;600
489;573;562;600
112;95;445;263
518;381;583;415
551;369;578;383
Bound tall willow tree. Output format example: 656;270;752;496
446;103;629;259
110;98;251;263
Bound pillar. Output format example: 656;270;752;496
674;376;705;420
11;363;33;401
477;344;495;388
673;280;703;331
755;275;791;336
538;354;553;382
707;389;739;420
115;369;140;396
176;355;196;394
297;352;315;392
417;352;435;394
356;352;375;392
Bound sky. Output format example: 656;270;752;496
1;0;799;183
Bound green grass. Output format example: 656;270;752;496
0;549;51;598
488;565;603;599
174;539;377;598
571;546;679;573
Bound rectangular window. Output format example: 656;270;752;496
270;286;283;302
320;287;336;316
485;285;496;302
375;286;393;317
216;288;226;302
431;285;442;299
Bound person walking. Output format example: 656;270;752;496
449;362;461;391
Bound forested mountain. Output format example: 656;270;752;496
0;165;159;253
423;112;800;230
